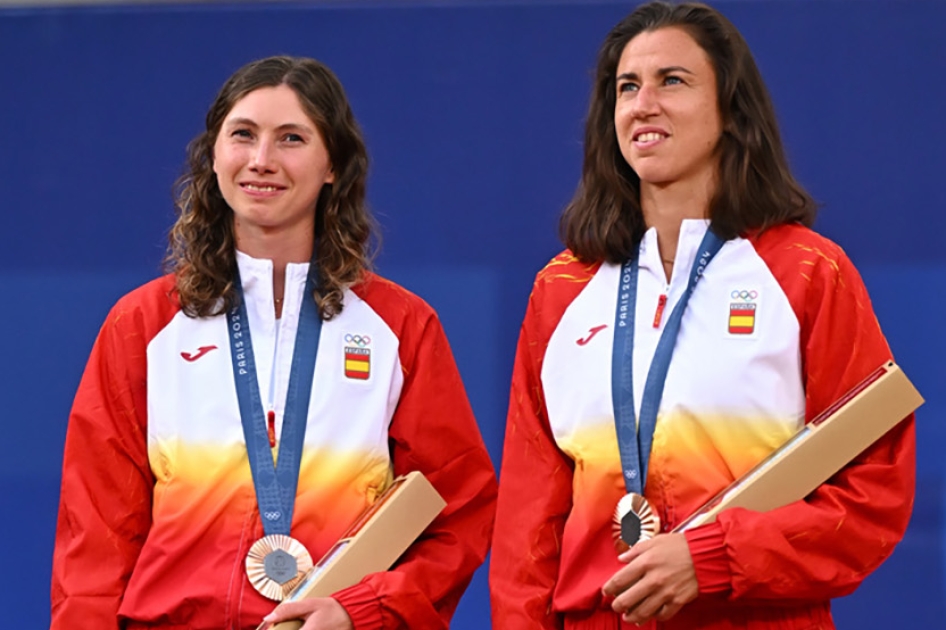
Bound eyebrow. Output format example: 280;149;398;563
223;117;315;134
616;65;696;82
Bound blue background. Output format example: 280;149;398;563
1;0;943;627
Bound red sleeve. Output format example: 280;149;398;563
50;289;164;628
334;279;498;629
489;254;595;629
687;227;916;602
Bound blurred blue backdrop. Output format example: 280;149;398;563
0;0;943;627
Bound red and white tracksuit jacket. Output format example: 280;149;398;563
52;252;497;629
490;221;915;630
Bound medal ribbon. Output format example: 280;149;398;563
228;258;321;536
611;227;725;495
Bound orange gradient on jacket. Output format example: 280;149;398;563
557;410;797;529
148;440;392;554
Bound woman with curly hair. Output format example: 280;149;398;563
490;2;914;629
52;56;496;630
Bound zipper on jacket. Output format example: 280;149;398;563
267;314;283;466
652;288;669;328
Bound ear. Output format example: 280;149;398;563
325;167;335;184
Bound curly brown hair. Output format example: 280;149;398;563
561;1;816;264
166;55;376;320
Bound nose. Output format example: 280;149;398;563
249;139;276;173
630;83;660;118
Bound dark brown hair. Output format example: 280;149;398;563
166;55;376;319
560;1;816;263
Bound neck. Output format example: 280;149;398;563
640;174;715;262
234;222;314;310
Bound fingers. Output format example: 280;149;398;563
617;593;679;626
263;600;314;624
602;543;649;597
261;597;353;630
656;601;681;622
616;540;647;564
610;576;661;621
602;534;698;625
602;563;645;599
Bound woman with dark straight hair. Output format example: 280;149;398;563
52;55;497;630
491;3;914;629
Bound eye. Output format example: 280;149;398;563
618;81;639;94
282;133;304;143
231;128;253;139
664;75;684;86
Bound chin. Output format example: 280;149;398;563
629;161;670;183
636;173;676;187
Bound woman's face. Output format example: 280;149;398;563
613;26;722;191
213;84;334;247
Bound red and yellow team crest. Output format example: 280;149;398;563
728;290;758;334
344;334;371;380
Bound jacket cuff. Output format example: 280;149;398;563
684;522;732;596
333;581;383;630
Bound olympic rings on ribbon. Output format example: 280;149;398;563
344;334;371;347
730;290;758;301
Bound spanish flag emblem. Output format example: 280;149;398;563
728;303;756;335
345;347;371;380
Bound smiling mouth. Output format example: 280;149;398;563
242;183;282;192
635;132;667;143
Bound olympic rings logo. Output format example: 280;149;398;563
344;333;371;347
730;290;758;302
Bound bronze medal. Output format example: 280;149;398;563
612;492;660;553
245;534;313;601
